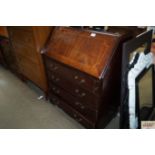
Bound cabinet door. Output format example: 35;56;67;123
7;26;49;91
17;54;42;87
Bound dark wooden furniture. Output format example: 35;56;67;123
7;26;53;92
0;27;7;67
0;48;5;66
0;36;18;71
43;27;131;128
0;26;8;37
0;27;15;69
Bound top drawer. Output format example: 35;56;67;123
44;56;102;95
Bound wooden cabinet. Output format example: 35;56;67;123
0;48;5;66
0;28;17;70
0;38;14;69
0;27;8;67
7;26;53;92
0;26;8;37
43;27;131;128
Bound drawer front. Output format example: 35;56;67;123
47;70;101;108
49;94;96;128
44;56;101;95
49;83;98;122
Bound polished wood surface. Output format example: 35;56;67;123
45;27;121;79
44;56;101;96
49;93;95;128
7;26;53;92
0;26;8;37
44;27;132;128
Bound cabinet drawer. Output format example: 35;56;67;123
49;93;96;128
47;71;101;108
49;83;98;122
44;56;101;95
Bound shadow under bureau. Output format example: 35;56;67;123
43;27;131;128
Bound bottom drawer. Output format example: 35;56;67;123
49;83;98;122
49;94;96;128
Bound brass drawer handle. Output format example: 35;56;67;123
81;92;86;97
50;75;60;82
53;66;58;70
74;76;85;84
81;105;85;109
75;89;79;93
49;63;58;70
75;102;80;105
74;75;79;80
52;87;60;94
52;87;56;91
80;79;85;84
55;78;60;82
75;89;86;97
75;102;85;110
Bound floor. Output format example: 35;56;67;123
0;65;119;129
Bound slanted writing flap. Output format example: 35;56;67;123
45;27;120;79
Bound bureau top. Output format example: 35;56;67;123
44;27;122;79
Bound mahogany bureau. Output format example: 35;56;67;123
0;27;8;67
43;27;131;128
